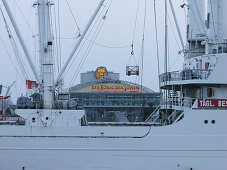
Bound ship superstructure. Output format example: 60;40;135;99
157;0;227;125
0;0;227;170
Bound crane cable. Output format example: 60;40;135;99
139;0;147;88
127;0;140;66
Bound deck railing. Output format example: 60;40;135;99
160;69;211;83
162;97;196;108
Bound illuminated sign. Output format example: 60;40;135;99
95;67;108;80
92;84;140;92
71;83;148;93
198;99;227;108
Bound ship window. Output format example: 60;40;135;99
204;120;208;124
46;117;49;120
207;88;213;98
211;120;215;124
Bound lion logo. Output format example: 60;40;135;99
95;67;108;80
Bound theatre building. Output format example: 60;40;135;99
69;67;160;122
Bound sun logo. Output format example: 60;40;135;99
95;67;108;80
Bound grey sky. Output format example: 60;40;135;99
0;0;187;102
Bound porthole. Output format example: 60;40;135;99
46;117;49;120
32;117;35;121
211;120;215;124
204;120;208;124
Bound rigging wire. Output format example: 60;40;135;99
139;0;147;88
154;0;160;88
57;0;62;70
69;1;112;87
0;33;23;81
53;0;60;73
65;0;81;36
14;1;35;35
209;0;217;43
10;38;31;80
182;0;187;27
84;37;131;49
194;0;206;33
71;21;106;86
190;6;202;34
128;0;140;66
63;0;109;78
49;3;58;76
132;0;140;44
168;53;182;71
59;36;131;49
167;12;181;51
0;6;31;80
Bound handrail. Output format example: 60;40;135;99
162;97;196;108
145;105;161;123
160;69;211;83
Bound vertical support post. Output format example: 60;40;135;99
0;96;3;121
4;97;7;121
38;0;54;109
164;0;168;110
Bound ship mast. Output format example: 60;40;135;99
37;0;54;109
3;0;105;110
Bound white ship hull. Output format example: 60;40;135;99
0;110;227;170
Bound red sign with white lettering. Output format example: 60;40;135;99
198;99;227;108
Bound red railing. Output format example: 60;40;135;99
0;96;10;121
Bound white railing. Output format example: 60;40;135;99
162;97;196;108
160;69;211;83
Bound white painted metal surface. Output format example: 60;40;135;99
38;0;54;109
0;110;227;169
187;0;206;40
207;0;227;42
0;0;227;170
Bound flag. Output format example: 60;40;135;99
26;80;32;89
35;82;39;88
26;80;39;89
